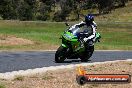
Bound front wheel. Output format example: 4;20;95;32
55;46;66;63
80;46;94;62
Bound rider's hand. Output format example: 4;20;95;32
83;38;88;42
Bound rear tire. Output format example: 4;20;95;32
80;46;94;62
55;46;66;63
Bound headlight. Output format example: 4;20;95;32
64;34;72;40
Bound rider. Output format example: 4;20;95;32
74;14;97;47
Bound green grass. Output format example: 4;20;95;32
0;21;66;50
0;20;131;50
95;22;132;50
0;21;65;44
0;84;5;88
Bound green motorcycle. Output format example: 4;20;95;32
55;23;101;63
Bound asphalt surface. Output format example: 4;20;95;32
0;51;132;73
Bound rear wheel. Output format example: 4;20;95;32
55;46;66;63
80;46;94;62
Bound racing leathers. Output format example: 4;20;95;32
75;21;97;47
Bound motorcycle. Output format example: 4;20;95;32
55;23;101;63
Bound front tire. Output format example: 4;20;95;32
55;46;66;63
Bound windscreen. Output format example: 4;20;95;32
68;25;80;36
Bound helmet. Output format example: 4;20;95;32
85;14;94;25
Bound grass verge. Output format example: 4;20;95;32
0;20;131;50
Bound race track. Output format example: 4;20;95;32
0;51;132;73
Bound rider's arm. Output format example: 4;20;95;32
83;25;96;41
93;21;97;29
68;21;85;31
75;21;86;28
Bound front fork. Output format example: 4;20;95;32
61;43;71;56
61;43;76;58
61;44;67;48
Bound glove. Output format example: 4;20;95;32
83;37;92;42
83;38;88;42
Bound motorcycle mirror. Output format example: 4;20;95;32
65;23;69;26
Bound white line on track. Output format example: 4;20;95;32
0;59;132;80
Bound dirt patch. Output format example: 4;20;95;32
0;61;132;88
0;35;34;46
